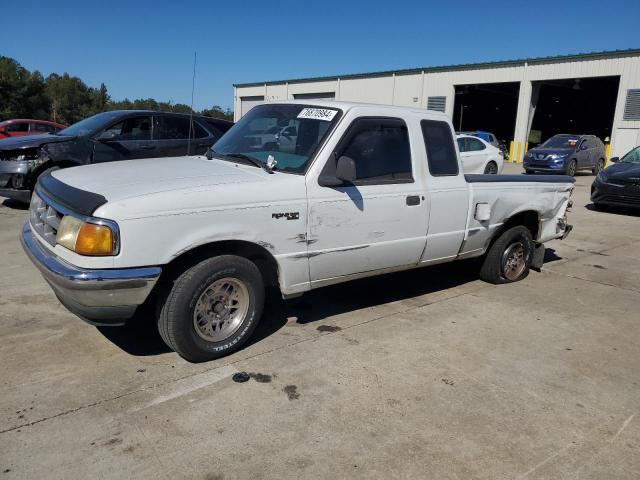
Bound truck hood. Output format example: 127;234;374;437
0;134;74;151
53;155;272;201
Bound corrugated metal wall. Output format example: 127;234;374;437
234;54;640;159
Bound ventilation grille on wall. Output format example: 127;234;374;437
427;96;446;112
623;89;640;121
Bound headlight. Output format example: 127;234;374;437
57;215;117;256
549;153;568;160
596;169;609;183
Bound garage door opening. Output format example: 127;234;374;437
528;76;620;147
240;96;264;117
453;82;520;146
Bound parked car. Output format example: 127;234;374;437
461;130;500;148
523;134;606;176
0;110;232;203
591;145;640;209
21;101;574;362
456;134;504;174
0;119;67;139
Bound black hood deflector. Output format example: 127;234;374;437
37;173;107;217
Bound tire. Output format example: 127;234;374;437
158;255;265;362
524;169;534;174
565;159;577;177
479;226;534;284
484;161;498;174
592;158;605;175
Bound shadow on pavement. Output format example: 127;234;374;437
585;203;640;217
1;198;29;210
96;258;484;357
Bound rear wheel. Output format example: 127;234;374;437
592;158;605;175
480;226;534;284
158;255;264;362
565;159;577;177
484;161;498;174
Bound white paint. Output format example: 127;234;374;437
130;365;238;412
44;101;573;298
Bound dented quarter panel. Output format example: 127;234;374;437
460;181;574;256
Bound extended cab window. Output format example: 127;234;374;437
333;117;412;184
104;116;152;141
421;120;458;176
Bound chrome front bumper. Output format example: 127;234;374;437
20;222;162;326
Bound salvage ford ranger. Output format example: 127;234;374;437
21;101;574;362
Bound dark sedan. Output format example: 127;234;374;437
0;110;232;203
591;146;640;209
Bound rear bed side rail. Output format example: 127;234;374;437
465;174;576;184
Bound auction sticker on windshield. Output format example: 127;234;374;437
297;108;338;122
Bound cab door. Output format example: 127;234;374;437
420;120;470;263
305;116;429;284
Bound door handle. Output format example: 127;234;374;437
140;145;156;150
406;195;421;206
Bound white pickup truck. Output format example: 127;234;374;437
22;101;574;361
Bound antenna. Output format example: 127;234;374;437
187;51;197;156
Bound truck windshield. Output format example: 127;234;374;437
212;104;342;174
540;135;580;149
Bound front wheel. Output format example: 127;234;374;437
565;159;577;177
158;255;265;362
480;226;534;284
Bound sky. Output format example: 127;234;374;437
2;0;639;112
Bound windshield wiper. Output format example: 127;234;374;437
217;152;275;174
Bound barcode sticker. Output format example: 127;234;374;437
297;108;338;122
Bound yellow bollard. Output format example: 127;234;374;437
605;143;611;167
509;141;514;163
516;142;522;164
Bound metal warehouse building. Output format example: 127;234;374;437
234;49;640;161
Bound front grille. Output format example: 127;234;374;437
600;194;640;206
29;192;62;246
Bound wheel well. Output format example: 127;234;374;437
502;210;539;240
161;240;280;290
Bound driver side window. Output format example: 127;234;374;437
332;117;413;185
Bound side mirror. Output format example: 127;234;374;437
97;130;117;141
318;155;357;187
609;156;619;163
336;155;356;183
579;143;588;150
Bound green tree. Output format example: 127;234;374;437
0;56;49;121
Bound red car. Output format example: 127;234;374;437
0;119;67;139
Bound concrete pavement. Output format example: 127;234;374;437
1;163;639;479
